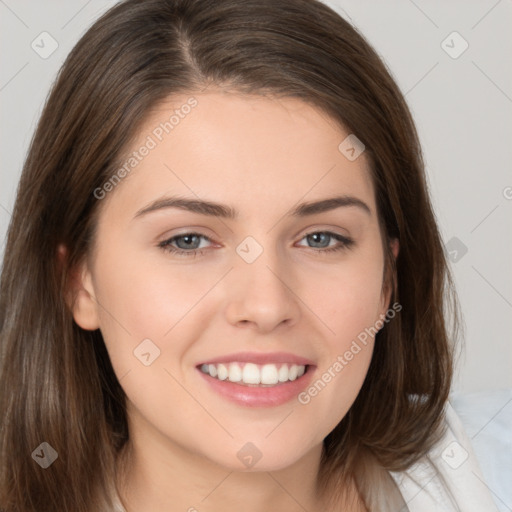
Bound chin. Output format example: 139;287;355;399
206;444;310;473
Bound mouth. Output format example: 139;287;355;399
195;359;316;407
198;361;312;387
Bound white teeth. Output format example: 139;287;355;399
228;363;242;382
217;363;228;380
242;363;260;384
261;364;279;385
278;364;289;382
200;362;307;386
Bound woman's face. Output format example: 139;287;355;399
71;90;397;472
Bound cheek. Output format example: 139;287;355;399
307;253;385;344
91;251;200;371
299;253;383;423
96;248;212;327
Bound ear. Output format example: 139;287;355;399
57;244;100;331
379;237;399;316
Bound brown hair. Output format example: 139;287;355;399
0;0;460;510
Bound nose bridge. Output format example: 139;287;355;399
224;234;301;330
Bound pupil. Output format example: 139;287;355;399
179;235;198;249
310;233;328;247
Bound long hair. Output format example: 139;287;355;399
0;0;460;510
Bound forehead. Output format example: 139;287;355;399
100;90;376;220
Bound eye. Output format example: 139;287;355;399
158;232;213;257
296;231;354;254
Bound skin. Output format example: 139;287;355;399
67;89;399;512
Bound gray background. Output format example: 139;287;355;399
1;0;511;394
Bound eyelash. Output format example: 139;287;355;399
157;231;354;258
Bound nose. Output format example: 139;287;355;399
224;246;302;333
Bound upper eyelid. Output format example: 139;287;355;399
160;232;214;247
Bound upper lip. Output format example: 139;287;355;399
197;351;315;367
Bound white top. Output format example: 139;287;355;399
390;400;500;511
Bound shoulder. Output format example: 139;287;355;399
388;400;499;512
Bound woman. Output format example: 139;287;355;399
0;0;498;510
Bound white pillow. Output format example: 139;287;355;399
450;388;512;512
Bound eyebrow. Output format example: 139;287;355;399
133;194;372;220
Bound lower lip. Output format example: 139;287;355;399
196;365;316;407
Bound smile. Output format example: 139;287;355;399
196;361;315;408
199;362;307;386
